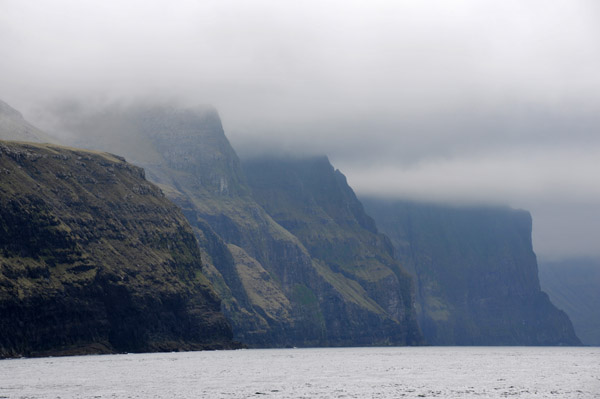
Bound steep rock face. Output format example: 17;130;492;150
0;141;236;358
56;105;320;345
56;104;422;346
243;157;422;345
361;198;580;346
539;259;600;346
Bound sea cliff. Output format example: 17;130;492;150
361;198;581;345
0;141;237;357
56;104;423;346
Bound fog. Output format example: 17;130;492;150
1;0;599;260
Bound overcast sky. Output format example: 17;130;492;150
1;0;599;260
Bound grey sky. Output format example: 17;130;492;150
1;0;599;260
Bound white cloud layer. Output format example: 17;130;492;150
345;147;600;204
1;0;599;259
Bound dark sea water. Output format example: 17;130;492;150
1;347;598;398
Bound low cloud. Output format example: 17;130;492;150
1;0;599;259
344;147;600;205
343;146;600;260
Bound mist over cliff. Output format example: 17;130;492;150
361;198;580;346
36;98;582;346
0;100;56;143
45;102;423;347
3;0;599;262
1;97;587;349
2;0;597;356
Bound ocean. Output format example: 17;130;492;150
1;346;598;398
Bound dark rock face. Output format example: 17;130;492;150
56;104;422;347
361;198;581;346
539;258;600;346
0;141;237;358
243;157;422;345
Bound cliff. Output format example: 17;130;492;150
0;141;237;357
361;198;580;346
243;156;422;345
539;258;600;346
56;104;316;345
56;104;423;346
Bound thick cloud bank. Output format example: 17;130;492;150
1;0;599;259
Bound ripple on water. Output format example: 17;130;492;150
0;347;599;399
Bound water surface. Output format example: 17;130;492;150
1;347;598;398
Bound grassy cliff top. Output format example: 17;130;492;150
1;140;129;164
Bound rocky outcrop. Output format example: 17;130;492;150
0;141;238;358
539;258;600;346
56;104;423;346
361;198;581;346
